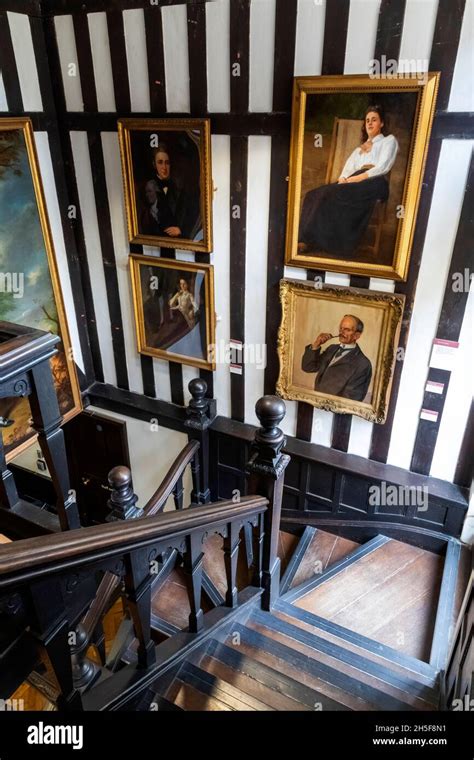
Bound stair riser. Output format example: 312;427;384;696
247;617;435;711
231;624;417;711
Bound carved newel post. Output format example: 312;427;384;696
106;466;141;521
246;396;290;611
185;378;213;505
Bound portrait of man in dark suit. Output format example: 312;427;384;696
301;314;372;401
150;143;200;241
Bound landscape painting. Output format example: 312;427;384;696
0;118;81;460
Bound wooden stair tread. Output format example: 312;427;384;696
220;624;383;711
284;534;391;604
296;543;444;661
199;652;312;711
274;599;438;687
205;639;351;711
246;610;437;710
178;661;274;710
294;538;438;614
0;534;11;544
167;679;234;711
291;531;360;590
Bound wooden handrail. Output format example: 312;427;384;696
143;439;200;516
0;495;268;587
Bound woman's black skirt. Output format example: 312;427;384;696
298;173;389;257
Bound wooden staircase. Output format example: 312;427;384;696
1;390;471;714
146;527;469;712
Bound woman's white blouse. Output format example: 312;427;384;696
340;133;399;179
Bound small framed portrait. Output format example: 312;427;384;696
277;280;405;423
118;118;212;252
285;73;439;280
129;254;216;370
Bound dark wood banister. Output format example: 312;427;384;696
143;439;200;516
0;392;289;709
0;496;268;587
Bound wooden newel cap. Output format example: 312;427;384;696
108;465;132;490
188;378;207;402
255;396;286;435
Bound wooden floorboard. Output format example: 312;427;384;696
295;540;444;661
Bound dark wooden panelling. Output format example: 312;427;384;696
84;381;189;433
263;133;291;396
331;416;352;453
187;2;208;116
209;416;469;541
72;13;97;112
32;15;96;386
64;111;291;134
168;363;185;407
0;0;40;14
374;0;407;61
410;150;473;475
30;17;96;386
140;355;156;399
144;5;166;114
349;275;371;290
43;0;199;15
87;132;129;390
429;0;467;111
432;111;474;140
186;1;213;397
369;140;443;462
262;1;296;397
321;0;350;76
410;367;452;475
296;404;314;442
107;8;131;114
0;11;23;112
454;400;474;488
272;0;297;113
229;135;248;422
229;0;250;115
434;151;473;343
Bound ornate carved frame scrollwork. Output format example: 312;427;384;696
276;279;405;423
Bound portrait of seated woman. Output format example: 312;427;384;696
142;272;205;361
298;105;399;259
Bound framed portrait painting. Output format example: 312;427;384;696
285;74;439;280
130;255;216;371
277;280;405;423
0;117;81;461
118;118;213;253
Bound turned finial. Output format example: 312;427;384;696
107;465;141;521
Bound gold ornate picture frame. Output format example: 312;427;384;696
277;279;405;423
0;117;81;461
130;254;216;371
285;73;439;280
118;118;213;253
